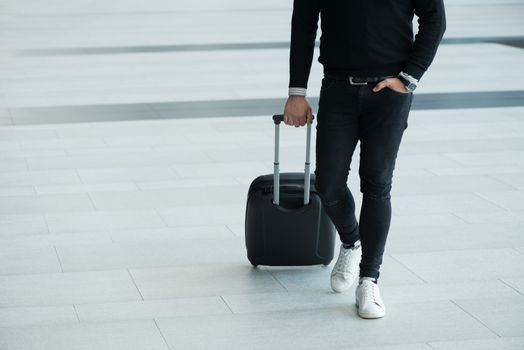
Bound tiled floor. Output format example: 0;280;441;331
1;0;524;349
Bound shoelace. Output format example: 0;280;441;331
361;281;381;305
333;247;356;274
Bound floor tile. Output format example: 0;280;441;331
45;210;166;233
0;231;113;247
454;210;524;224
453;295;524;336
0;194;94;215
156;204;245;226
0;213;48;237
55;237;246;271
87;186;245;210
108;224;234;241
392;193;506;215
263;254;425;292
129;264;286;300
76;166;178;184
0;305;77;327
429;337;524;350
379;280;520;304
391;174;514;196
0;320;169;350
500;276;524;294
0;245;62;275
0;270;141;307
0;169;81;187
156;300;494;349
475;190;524;210
75;296;230;322
391;248;524;283
386;221;524;254
490;172;524;190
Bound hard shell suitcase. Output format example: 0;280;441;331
244;114;336;267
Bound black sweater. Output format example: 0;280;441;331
289;0;446;89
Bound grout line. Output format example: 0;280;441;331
153;319;172;350
7;108;14;125
484;173;520;190
127;268;145;301
42;213;51;234
72;304;81;323
23;156;29;171
200;149;216;162
53;245;64;273
74;168;84;184
513;247;524;257
219;295;235;314
450;212;470;224
449;299;501;338
224;224;238;237
439;153;469;167
107;230;115;243
86;192;97;210
132;181;141;191
387;253;429;284
266;270;289;292
423;168;441;176
471;191;511;211
154;208;170;227
498;278;524;296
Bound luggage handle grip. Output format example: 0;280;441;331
272;114;315;125
271;113;315;206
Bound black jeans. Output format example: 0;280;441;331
314;74;414;280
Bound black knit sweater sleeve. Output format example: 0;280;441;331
402;0;447;81
288;0;321;89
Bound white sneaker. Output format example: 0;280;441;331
355;277;386;319
330;242;361;293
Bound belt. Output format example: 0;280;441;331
324;73;397;85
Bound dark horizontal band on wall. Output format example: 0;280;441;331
16;36;524;56
5;90;524;125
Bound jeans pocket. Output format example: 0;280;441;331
320;77;336;92
384;85;412;96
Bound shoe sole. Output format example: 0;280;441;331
355;301;386;319
357;310;386;319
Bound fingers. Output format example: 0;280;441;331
372;78;391;92
284;114;300;127
306;108;313;125
304;110;310;125
284;114;296;126
283;111;312;127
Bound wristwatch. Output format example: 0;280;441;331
397;71;418;92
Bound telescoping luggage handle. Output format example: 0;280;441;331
272;113;315;206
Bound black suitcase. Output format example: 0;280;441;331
244;114;336;267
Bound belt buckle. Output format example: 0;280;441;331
349;76;368;85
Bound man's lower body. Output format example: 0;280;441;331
314;73;413;318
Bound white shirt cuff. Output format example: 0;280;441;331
288;87;307;96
